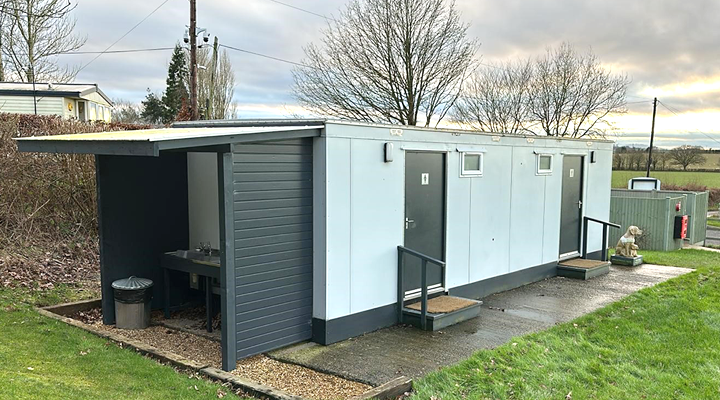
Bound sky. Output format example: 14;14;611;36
62;0;720;149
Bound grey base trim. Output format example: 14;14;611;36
448;261;558;301
312;303;397;345
313;259;566;345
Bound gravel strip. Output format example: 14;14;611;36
92;323;223;369
77;309;371;400
233;356;371;400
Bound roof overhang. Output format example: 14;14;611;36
15;125;324;156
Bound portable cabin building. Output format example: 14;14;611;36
16;119;613;371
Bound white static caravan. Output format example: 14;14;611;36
311;121;613;342
16;119;613;371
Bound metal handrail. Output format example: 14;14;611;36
397;245;446;330
582;217;622;261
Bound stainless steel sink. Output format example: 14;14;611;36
173;250;221;265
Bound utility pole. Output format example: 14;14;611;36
189;0;198;120
645;97;658;177
208;36;219;120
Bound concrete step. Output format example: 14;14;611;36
557;258;611;280
402;295;482;331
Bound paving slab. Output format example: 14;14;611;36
270;264;691;386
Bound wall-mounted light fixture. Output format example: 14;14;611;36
384;142;394;162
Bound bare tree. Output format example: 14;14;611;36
195;45;235;119
452;59;533;133
293;0;476;127
669;145;706;171
2;0;86;83
110;99;143;124
529;43;630;138
453;43;629;137
613;152;625;170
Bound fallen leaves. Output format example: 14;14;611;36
0;240;99;290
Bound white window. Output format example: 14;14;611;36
461;152;483;176
537;154;553;175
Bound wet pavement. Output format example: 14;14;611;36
270;264;691;386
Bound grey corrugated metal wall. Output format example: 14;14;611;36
232;139;313;359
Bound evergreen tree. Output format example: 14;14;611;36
161;44;189;123
140;90;165;124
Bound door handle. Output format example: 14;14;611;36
405;217;415;229
578;200;583;209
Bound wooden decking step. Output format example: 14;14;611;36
402;295;482;331
559;258;609;269
406;295;477;314
557;258;610;280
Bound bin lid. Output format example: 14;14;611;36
112;276;153;290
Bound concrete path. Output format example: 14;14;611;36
706;226;720;247
270;264;691;386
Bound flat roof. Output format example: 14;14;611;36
15;125;324;156
0;82;113;105
16;118;612;157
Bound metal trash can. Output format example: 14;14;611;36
112;276;153;329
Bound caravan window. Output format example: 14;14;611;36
537;154;553;175
461;152;483;176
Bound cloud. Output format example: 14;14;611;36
66;0;719;143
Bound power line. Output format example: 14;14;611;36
61;47;174;55
219;43;312;69
657;100;720;145
264;0;338;22
76;0;172;74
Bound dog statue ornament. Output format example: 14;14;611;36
611;226;644;266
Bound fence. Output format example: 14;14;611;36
610;189;708;251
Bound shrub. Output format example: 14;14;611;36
0;113;152;289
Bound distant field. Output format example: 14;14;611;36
612;170;720;189
615;152;720;171
700;153;720;169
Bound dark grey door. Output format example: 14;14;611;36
559;155;584;255
403;151;445;294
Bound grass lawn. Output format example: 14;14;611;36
708;218;720;229
612;170;720;189
413;249;720;399
0;286;243;400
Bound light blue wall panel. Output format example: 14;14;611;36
312;137;327;319
584;149;613;253
541;153;563;263
324;137;352;319
509;147;546;272
444;152;471;288
349;139;404;314
468;146;513;282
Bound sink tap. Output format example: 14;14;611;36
198;242;212;256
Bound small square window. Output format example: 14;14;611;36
461;152;483;176
537;154;553;175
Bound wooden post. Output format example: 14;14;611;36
208;36;219;119
189;0;198;120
